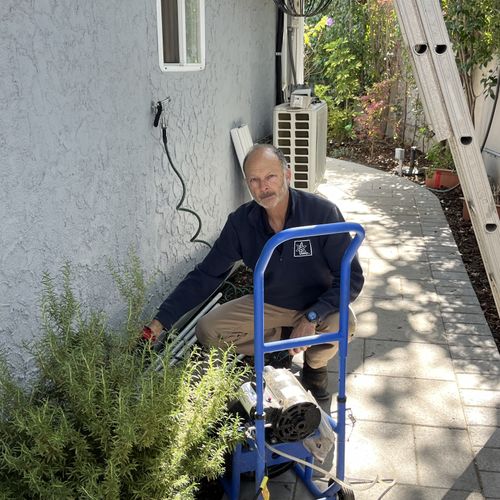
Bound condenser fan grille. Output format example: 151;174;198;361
272;0;334;17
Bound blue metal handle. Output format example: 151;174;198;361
252;222;365;494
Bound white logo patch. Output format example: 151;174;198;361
293;239;313;257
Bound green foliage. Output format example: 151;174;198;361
362;0;401;85
323;39;361;106
305;19;361;104
306;2;401;89
314;84;356;142
304;0;499;145
304;2;405;143
442;0;500;117
443;0;499;71
304;16;331;84
0;259;246;499
108;251;150;346
425;141;456;173
304;18;361;142
411;95;434;150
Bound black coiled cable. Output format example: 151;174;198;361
160;124;212;249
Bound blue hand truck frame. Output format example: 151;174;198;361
223;222;365;500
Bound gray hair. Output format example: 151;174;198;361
242;144;289;173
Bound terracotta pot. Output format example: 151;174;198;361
462;198;500;221
425;168;459;189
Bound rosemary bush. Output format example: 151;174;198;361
0;259;245;499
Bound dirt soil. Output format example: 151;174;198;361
333;138;500;351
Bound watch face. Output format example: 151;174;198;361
307;311;318;322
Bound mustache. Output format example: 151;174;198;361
259;192;275;200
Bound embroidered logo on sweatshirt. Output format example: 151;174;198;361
293;239;313;257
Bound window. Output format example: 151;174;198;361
157;0;205;72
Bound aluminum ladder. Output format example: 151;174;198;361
393;0;500;315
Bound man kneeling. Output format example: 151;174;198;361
144;144;363;400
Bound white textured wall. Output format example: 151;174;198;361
0;0;275;374
473;58;500;184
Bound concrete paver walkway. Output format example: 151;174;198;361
231;159;500;500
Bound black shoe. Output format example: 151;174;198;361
301;361;330;401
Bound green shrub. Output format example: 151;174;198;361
425;140;455;174
314;84;357;142
0;259;246;499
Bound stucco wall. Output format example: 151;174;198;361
474;58;500;185
0;0;276;374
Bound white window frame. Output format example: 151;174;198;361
156;0;205;72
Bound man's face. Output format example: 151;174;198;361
244;150;291;210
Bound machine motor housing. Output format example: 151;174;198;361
238;366;321;442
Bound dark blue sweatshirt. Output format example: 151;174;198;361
155;188;364;329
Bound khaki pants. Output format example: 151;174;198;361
195;295;356;369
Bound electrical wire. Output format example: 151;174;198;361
243;424;396;498
160;125;212;249
426;183;460;194
264;442;396;499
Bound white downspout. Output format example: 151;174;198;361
282;4;305;101
289;14;304;85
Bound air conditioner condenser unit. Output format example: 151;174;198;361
273;101;328;192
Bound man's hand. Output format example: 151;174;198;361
147;319;164;338
288;317;316;355
140;319;164;343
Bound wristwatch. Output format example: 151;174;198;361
305;310;319;324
